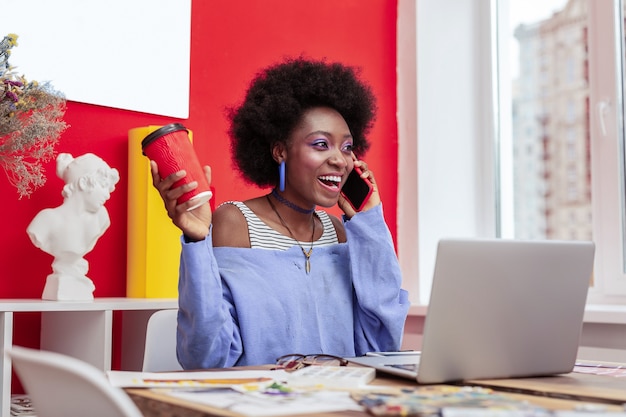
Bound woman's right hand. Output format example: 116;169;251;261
150;160;213;242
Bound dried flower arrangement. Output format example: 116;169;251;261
0;33;68;198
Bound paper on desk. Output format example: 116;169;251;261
162;385;363;417
107;369;287;388
573;362;626;377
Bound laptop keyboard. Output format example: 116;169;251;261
387;356;420;373
389;363;419;372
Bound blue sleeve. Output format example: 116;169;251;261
344;204;411;354
176;229;243;369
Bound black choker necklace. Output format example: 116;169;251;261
271;189;315;214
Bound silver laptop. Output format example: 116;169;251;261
347;238;595;384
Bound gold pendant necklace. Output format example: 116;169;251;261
266;195;315;274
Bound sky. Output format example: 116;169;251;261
508;0;569;78
510;0;568;26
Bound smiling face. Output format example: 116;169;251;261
275;106;355;208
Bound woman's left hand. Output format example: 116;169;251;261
338;157;381;218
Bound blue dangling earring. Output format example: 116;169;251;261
279;160;286;192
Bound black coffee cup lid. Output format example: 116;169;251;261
141;123;189;153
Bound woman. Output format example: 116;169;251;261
151;57;410;369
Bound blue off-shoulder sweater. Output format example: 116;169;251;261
176;204;410;369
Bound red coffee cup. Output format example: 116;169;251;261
141;123;212;211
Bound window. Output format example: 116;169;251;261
401;0;626;305
500;0;626;302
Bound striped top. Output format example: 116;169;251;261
223;201;339;250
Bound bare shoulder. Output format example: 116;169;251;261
212;203;250;248
328;213;347;243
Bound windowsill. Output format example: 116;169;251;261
583;304;626;324
407;304;428;317
408;303;626;325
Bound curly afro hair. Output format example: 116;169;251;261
227;57;377;188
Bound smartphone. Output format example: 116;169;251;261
341;166;374;211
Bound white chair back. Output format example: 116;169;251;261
142;308;183;372
7;345;142;417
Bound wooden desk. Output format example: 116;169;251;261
468;371;626;405
126;370;626;417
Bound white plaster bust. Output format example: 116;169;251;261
27;153;120;301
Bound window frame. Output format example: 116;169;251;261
586;0;626;301
398;0;497;305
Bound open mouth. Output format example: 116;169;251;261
318;175;342;189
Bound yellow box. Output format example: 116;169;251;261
126;126;193;298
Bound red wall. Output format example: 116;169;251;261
1;0;398;365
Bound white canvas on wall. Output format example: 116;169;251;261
2;0;191;118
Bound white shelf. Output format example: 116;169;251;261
0;297;178;417
0;297;177;311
